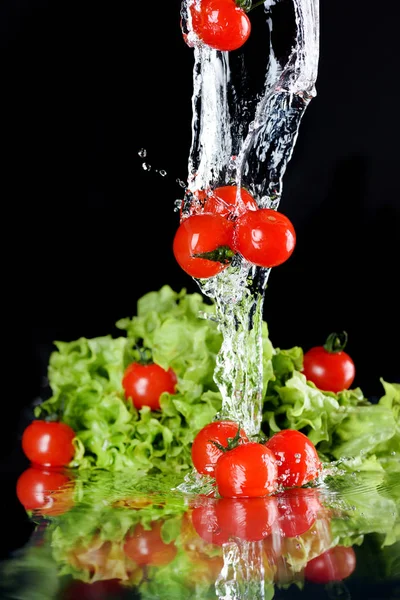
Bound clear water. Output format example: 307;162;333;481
180;0;319;438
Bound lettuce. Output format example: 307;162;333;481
34;284;399;477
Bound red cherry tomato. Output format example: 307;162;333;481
302;332;356;393
173;213;235;279
122;362;177;411
21;420;76;468
215;442;278;498
304;545;356;584
233;208;296;268
181;185;258;221
187;0;251;52
265;429;322;488
123;521;177;567
216;496;279;542
275;487;323;538
16;466;75;516
191;420;249;475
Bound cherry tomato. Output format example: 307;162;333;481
275;487;323;538
302;332;356;394
191;420;249;475
233;208;296;268
21;420;76;468
173;213;235;279
304;545;356;584
123;520;177;567
216;496;279;541
16;466;75;516
215;442;278;498
187;0;251;52
265;429;322;488
122;362;177;411
181;185;258;221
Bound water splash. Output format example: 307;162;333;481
182;0;320;438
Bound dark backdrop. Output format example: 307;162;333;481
1;0;399;549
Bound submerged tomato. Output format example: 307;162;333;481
122;362;177;410
21;420;76;468
187;0;251;52
302;332;356;394
304;545;356;584
173;213;235;278
191;420;248;475
265;429;322;488
181;185;258;221
16;466;74;516
123;521;177;567
233;208;296;268
215;442;278;498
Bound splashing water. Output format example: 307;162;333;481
181;0;320;439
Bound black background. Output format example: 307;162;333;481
1;0;400;559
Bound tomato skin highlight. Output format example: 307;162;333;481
16;466;74;516
302;345;356;393
122;362;177;411
304;545;356;584
173;213;235;279
191;420;249;475
215;442;278;498
188;0;251;52
265;429;322;488
21;420;76;468
233;208;296;268
123;521;177;567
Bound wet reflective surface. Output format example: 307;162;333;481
1;463;399;600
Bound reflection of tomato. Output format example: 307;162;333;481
191;420;248;475
122;362;177;410
22;420;76;467
215;442;278;497
265;429;322;488
304;545;356;584
216;496;279;542
62;578;126;600
191;499;231;546
123;521;177;567
275;488;323;538
16;466;74;516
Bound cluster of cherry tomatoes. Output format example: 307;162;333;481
173;185;296;279
191;420;322;497
182;0;254;53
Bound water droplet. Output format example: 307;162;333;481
142;162;151;171
158;169;167;177
176;178;187;188
138;148;147;158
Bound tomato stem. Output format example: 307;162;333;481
323;331;348;354
236;0;266;13
210;424;244;453
194;245;235;264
